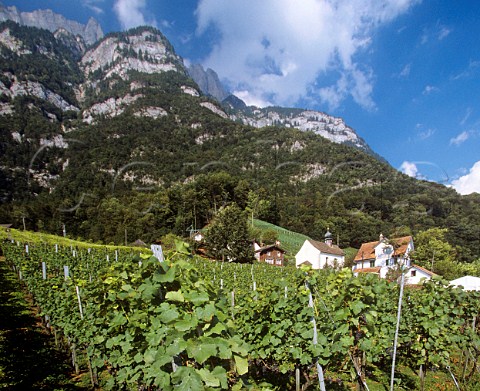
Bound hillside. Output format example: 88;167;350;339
0;20;479;263
252;218;311;256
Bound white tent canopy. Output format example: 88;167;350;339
450;276;480;291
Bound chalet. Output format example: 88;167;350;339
352;234;435;284
295;230;345;269
254;242;286;266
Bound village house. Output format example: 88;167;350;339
352;234;435;284
295;230;345;269
254;241;286;266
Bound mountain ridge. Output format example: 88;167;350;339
0;4;376;158
0;2;103;45
0;20;479;262
187;64;379;158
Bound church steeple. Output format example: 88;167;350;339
325;228;333;247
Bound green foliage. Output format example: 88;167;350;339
1;21;480;265
205;203;254;263
260;229;278;245
0;21;83;104
1;240;249;390
3;232;480;390
252;219;311;256
245;190;271;226
412;228;459;279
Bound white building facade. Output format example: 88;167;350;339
353;234;435;284
295;231;345;270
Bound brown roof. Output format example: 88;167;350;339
308;240;344;256
411;264;436;277
355;267;382;274
255;244;286;254
354;236;412;262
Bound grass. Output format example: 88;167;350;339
252;218;312;256
0;226;150;253
252;219;358;265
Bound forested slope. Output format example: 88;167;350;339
0;22;479;263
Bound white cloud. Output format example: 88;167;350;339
421;23;452;44
195;0;420;110
82;0;104;14
414;123;435;141
451;161;480;195
114;0;157;30
233;90;273;108
400;161;419;177
418;128;435;140
438;26;451;40
452;60;480;81
450;131;470;146
460;107;472;125
399;63;411;77
422;85;439;95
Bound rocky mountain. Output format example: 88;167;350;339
0;4;376;157
187;64;229;102
1;19;479;261
0;3;103;45
227;105;378;157
187;64;377;157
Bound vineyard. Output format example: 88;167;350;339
1;233;480;390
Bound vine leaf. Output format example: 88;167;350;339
234;354;249;375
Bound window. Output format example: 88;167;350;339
411;270;416;277
275;259;282;265
370;260;375;267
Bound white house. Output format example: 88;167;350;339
402;264;437;285
352;234;435;284
450;276;480;291
295;230;345;269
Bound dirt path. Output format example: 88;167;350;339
0;256;88;390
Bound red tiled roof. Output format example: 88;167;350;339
354;236;412;262
355;267;382;274
393;236;413;256
308;240;344;256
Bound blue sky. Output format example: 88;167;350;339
4;0;480;194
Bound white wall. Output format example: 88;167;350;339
405;267;432;285
296;241;320;268
295;241;345;270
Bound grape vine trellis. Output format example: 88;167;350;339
2;238;480;390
